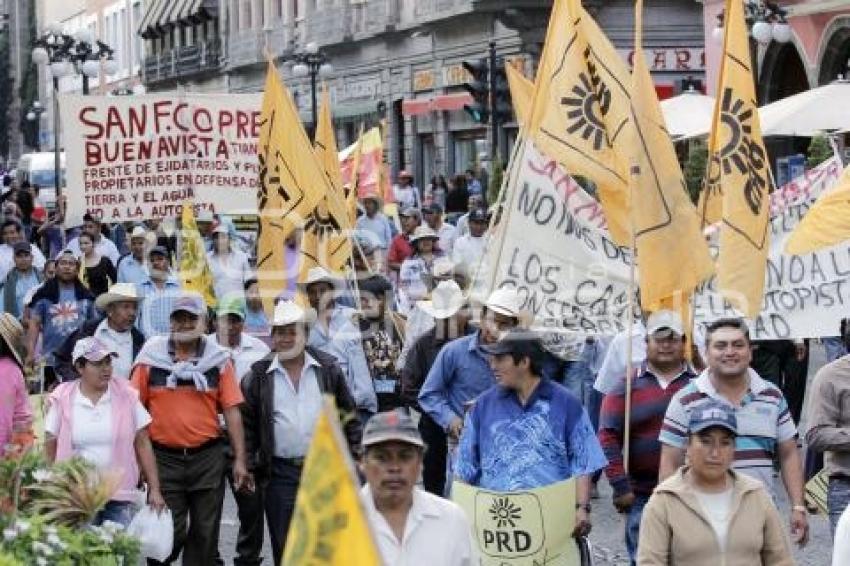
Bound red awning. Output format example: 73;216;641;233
402;98;432;116
655;84;675;100
431;93;473;111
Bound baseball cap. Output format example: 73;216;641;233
217;296;246;320
647;309;684;336
362;410;424;448
469;208;488;223
12;241;31;255
171;293;206;317
482;329;545;358
689;401;738;435
148;245;168;258
423;203;443;214
72;336;118;365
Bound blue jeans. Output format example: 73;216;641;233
625;494;650;565
829;478;850;538
94;500;136;528
823;337;847;363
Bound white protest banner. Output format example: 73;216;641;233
483;140;637;336
695;156;849;339
60;93;263;227
452;478;581;566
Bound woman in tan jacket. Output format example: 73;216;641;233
638;401;793;566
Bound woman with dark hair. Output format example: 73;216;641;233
79;232;117;297
445;174;470;215
0;313;32;453
398;226;443;315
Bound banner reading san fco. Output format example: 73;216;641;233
59;93;263;227
452;478;581;566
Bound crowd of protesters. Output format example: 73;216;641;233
0;168;848;565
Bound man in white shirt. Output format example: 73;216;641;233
0;219;46;280
423;203;456;256
66;213;120;266
116;226;149;286
594;319;647;395
393;170;421;210
360;409;477;566
452;208;488;281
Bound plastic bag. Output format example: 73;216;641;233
127;505;173;562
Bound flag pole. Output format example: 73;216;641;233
623;162;640;475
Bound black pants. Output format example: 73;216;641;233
265;458;303;565
148;442;226;566
419;413;447;496
214;466;265;566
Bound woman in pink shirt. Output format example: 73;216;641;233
0;313;32;453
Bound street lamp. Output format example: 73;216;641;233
289;41;333;139
25;101;45;151
31;23;117;204
714;1;792;45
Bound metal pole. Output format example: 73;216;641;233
489;41;497;160
53;77;61;203
310;66;318;141
82;74;89;96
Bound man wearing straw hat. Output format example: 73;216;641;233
402;280;471;496
116;225;151;286
53;282;145;382
240;299;362;564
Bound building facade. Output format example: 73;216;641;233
141;0;706;186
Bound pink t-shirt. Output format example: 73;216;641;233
0;357;32;450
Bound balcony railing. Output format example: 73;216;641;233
143;39;222;84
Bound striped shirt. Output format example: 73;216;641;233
659;369;798;498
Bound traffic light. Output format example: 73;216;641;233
462;58;489;124
492;63;513;124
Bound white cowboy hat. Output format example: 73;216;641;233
272;300;307;326
299;266;341;290
417;280;465;320
0;313;25;367
409;225;440;245
485;287;523;318
129;226;147;240
95;282;142;311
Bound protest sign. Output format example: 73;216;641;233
452;478;580;566
694;156;848;339
60;93;263;227
483;141;638;337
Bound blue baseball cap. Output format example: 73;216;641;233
689;402;738;436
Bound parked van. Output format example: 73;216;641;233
15;152;65;211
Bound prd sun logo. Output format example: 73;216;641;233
560;47;613;151
706;87;768;215
489;497;522;529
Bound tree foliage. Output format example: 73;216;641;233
807;134;832;168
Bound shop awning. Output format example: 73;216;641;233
401;93;474;116
139;0;218;39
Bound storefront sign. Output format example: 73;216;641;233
330;75;382;102
443;63;473;87
413;69;436;92
618;47;707;71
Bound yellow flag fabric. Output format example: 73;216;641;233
505;63;534;127
628;0;714;306
179;204;217;307
785;182;850;255
702;0;772;317
256;62;329;315
283;398;382;566
527;0;631;245
302;84;352;279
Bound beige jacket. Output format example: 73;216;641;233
637;467;793;566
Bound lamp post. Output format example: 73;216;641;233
713;0;792;45
31;23;118;203
290;42;333;140
25;101;45;151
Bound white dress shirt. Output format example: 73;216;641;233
207;249;253;302
361;484;477;566
94;319;134;380
268;353;323;458
593;320;646;394
210;332;271;381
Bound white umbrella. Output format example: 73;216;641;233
758;79;850;137
660;89;716;140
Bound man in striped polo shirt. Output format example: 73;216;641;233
658;317;808;546
598;309;696;564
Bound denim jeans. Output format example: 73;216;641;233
93;500;136;528
823;337;848;363
828;477;850;538
625;494;650;565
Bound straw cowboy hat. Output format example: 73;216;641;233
299;266;342;290
0;313;26;367
416;280;465;320
271;300;309;327
409;225;440;245
95;282;142;312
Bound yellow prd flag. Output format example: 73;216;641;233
628;0;714;307
701;0;772;317
785;182;850;255
527;0;631;245
505;63;534;126
283;397;382;566
256;62;330;316
179;203;217;307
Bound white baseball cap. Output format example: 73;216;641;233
646;309;684;336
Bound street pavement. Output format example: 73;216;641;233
218;342;838;565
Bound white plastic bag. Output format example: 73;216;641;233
127;505;173;562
